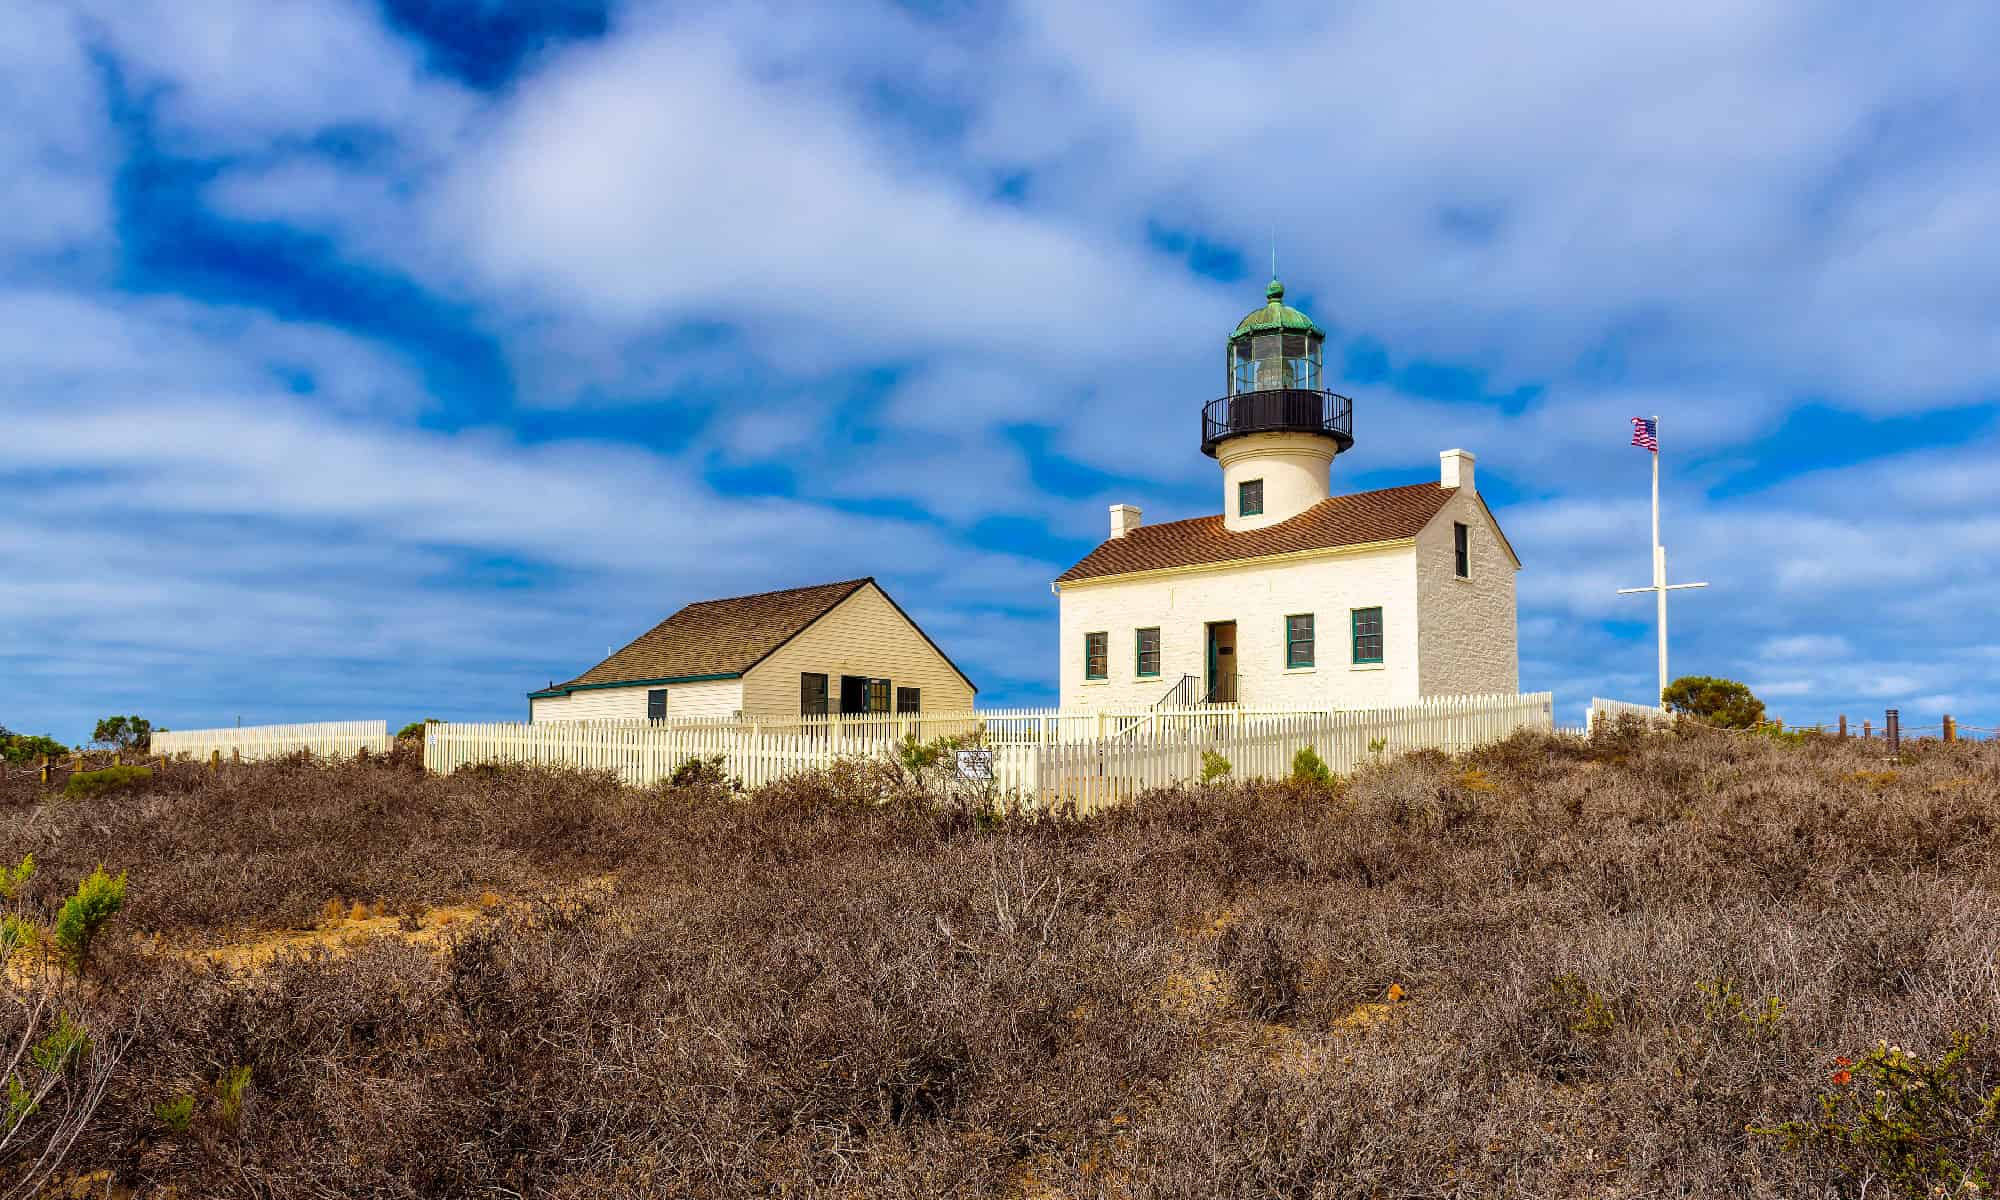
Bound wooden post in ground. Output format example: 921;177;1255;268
1838;714;1848;740
1886;709;1900;756
1863;718;1872;740
210;750;221;772
1943;715;1956;743
39;754;49;784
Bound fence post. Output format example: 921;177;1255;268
39;754;49;784
1885;709;1899;756
1862;718;1871;740
1837;714;1847;740
210;750;221;772
1943;714;1955;743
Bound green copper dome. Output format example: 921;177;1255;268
1230;278;1325;340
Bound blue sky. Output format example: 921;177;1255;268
5;0;1999;743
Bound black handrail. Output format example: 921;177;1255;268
1203;674;1239;705
1153;674;1201;710
1201;388;1354;456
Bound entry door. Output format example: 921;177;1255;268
838;674;871;715
1205;621;1238;702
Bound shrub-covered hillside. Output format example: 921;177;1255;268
2;727;1997;1198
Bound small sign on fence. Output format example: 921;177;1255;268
955;749;994;782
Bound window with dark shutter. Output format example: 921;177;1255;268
1084;632;1108;680
1239;479;1264;517
1135;627;1161;677
1351;607;1384;664
1454;522;1470;578
1286;614;1315;668
839;675;870;714
646;689;667;720
800;673;828;717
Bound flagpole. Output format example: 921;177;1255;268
1653;415;1666;708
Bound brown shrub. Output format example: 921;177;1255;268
0;728;1996;1196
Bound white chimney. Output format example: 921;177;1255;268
1109;504;1143;539
1440;448;1475;491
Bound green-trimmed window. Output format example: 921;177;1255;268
1285;614;1315;668
1351;607;1384;664
1238;478;1264;517
647;689;668;720
799;674;828;717
896;686;920;714
1084;632;1108;680
868;678;892;714
1135;627;1161;677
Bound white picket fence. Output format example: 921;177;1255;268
1587;697;1672;731
152;720;394;761
572;693;1543;748
428;693;1555;808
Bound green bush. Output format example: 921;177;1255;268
154;1094;196;1134
52;867;127;968
3;1077;34;1134
1753;1031;1999;1197
1662;675;1766;729
0;914;34;958
1199;749;1232;784
1289;745;1333;789
395;720;435;740
62;765;152;800
215;1066;252;1130
0;727;66;763
28;1012;91;1074
0;853;32;902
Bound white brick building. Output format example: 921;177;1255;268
1053;279;1519;711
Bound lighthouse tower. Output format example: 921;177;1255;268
1202;278;1354;532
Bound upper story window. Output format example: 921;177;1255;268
647;689;667;720
1454;522;1470;578
1135;627;1161;677
1351;607;1384;664
1239;479;1264;518
1286;614;1315;668
1084;631;1108;680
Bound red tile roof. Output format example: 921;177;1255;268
1055;483;1458;584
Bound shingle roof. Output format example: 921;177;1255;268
1055;483;1458;584
544;578;873;692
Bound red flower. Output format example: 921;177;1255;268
1830;1069;1852;1085
1832;1055;1853;1068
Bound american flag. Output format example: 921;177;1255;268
1630;416;1658;453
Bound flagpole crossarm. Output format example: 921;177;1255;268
1615;586;1657;595
1664;582;1709;591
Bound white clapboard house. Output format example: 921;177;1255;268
529;578;975;723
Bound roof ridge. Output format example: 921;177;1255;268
683;577;872;607
1121;480;1451;537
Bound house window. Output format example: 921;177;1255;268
1454;522;1470;578
800;673;828;717
839;674;871;714
1286;614;1315;668
896;686;920;714
1239;479;1264;517
646;689;667;720
1351;607;1384;664
1084;631;1108;680
868;678;891;714
1135;627;1161;677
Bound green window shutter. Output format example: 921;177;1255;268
1285;614;1314;668
1351;607;1384;664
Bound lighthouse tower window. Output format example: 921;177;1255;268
1239;479;1264;518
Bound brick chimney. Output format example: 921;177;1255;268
1440;448;1475;491
1109;504;1143;539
